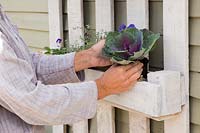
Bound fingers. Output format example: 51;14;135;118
92;39;105;50
119;62;138;71
126;62;143;78
127;68;143;84
98;58;113;66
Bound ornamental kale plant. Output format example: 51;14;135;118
102;24;160;65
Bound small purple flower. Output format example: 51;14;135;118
118;24;126;32
56;38;62;44
56;38;62;49
118;24;136;32
127;24;136;29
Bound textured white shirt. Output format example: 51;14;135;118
0;5;97;133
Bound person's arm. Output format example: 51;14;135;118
0;32;143;125
31;52;85;85
0;32;97;125
31;40;112;85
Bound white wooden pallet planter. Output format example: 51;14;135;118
85;69;185;119
49;0;189;132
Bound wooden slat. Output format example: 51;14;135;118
6;12;49;31
48;0;64;132
190;97;200;125
0;0;48;12
189;0;200;17
129;112;150;133
127;1;150;133
86;69;183;118
72;120;88;133
127;0;148;29
53;125;64;133
191;124;200;133
67;1;88;132
190;72;200;99
68;0;84;46
96;0;114;32
190;46;200;72
95;1;115;132
19;29;49;49
190;18;200;46
163;0;189;132
48;0;63;48
97;101;115;133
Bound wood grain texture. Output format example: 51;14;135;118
96;0;114;32
48;0;63;48
163;0;189;132
72;120;88;133
86;69;183;117
97;101;115;133
126;2;149;133
129;112;150;133
68;0;84;46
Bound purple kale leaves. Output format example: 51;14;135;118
102;24;160;65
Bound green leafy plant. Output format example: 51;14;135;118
44;25;105;55
102;24;160;65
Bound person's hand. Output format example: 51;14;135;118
87;39;112;67
74;40;112;72
96;62;143;99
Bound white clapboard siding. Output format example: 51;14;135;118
127;0;149;133
6;12;49;31
19;29;49;49
68;0;88;132
48;0;63;48
95;0;115;133
68;0;84;46
163;0;189;132
0;0;48;12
